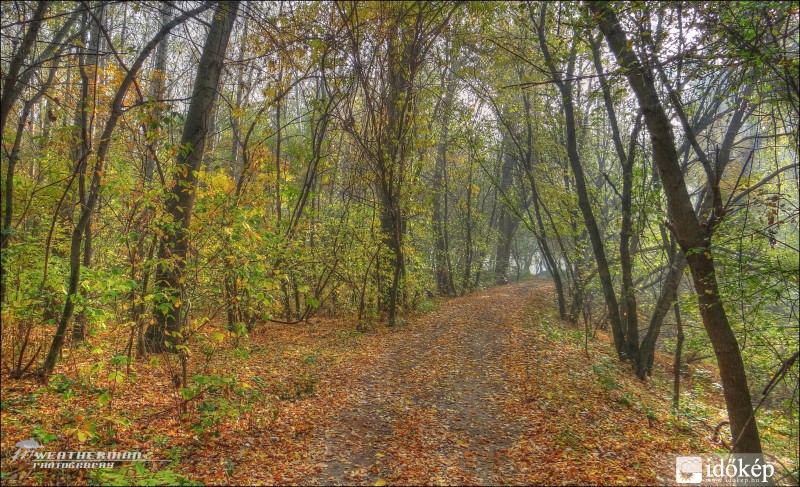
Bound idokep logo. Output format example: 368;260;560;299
676;456;703;484
674;454;776;486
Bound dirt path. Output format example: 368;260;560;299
265;276;701;486
306;280;549;486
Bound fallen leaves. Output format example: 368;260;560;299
1;279;731;486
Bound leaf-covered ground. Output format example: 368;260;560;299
2;279;743;485
299;279;721;486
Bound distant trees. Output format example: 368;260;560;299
335;2;455;325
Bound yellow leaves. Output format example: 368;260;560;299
205;172;236;194
374;478;388;486
242;220;262;241
64;423;95;443
107;371;125;384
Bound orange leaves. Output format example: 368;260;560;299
1;280;730;486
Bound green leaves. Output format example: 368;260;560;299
107;371;125;384
97;392;113;406
305;295;320;309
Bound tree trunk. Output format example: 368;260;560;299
1;58;58;304
590;36;644;361
72;3;104;342
672;302;685;409
592;1;762;453
230;17;250;179
144;3;171;184
1;3;76;303
432;53;458;296
493;147;518;285
523;151;567;318
379;200;404;326
130;4;172;356
149;2;239;352
637;249;686;379
536;12;625;358
0;2;50;134
527;174;566;318
274;75;283;224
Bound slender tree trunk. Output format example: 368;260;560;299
593;1;762;453
618;150;638;359
274;66;283;224
134;235;157;358
672;302;685;409
538;186;575;321
432;54;458;296
73;4;104;341
1;56;58;304
230;17;249;179
637;249;686;379
144;3;171;184
129;4;172;356
590;36;644;361
528;174;567;318
379;200;404;326
524;158;567;319
537;12;625;358
517;85;568;318
476;151;501;290
149;2;239;352
0;2;49;135
461;156;474;294
493;148;518;284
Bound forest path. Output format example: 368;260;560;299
305;279;547;486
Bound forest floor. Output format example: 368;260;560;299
2;278;747;486
297;279;718;486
